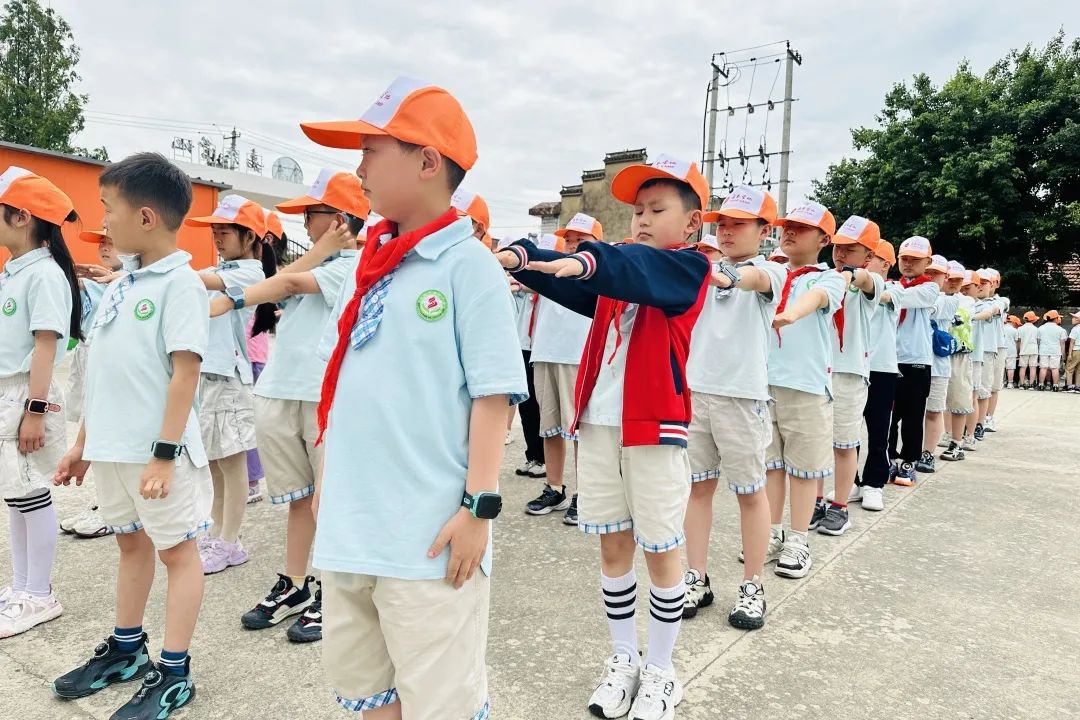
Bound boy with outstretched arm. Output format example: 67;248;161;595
498;154;712;720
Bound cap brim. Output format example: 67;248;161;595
775;217;821;230
898;251;931;259
611;166;682;205
275;195;322;214
183;215;234;228
300;119;389;149
78;230;107;243
707;208;766;222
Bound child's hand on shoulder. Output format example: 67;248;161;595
529;257;586;278
54;445;90;487
140;459;175;500
428;508;488;589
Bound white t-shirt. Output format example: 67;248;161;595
0;247;71;378
993;296;1011;348
687;256;785;400
831;271;884;379
581;304;637;426
767;265;847;396
1069;324;1080;348
529;295;591;366
931;294;961;378
1037;323;1066;356
200;259;264;383
1003;324;1019;358
512;287;535;352
1018;323;1039;355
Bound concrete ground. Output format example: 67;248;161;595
1;376;1078;719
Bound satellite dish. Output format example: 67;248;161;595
272;157;303;184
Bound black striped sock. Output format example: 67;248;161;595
601;570;639;658
4;489;52;514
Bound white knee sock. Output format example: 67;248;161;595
645;582;685;670
5;501;27;592
601;569;638;658
8;489;56;596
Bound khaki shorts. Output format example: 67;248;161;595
533;362;578;439
765;385;834;480
687;393;770;494
322;571;490;720
992;349;1006;391
198;372;256;461
926;376;948;413
95;456;213;549
254;396;321;504
1039;354;1061;369
66;343;88;424
831;373;868;448
946;354;974;414
0;374;66;499
972;361;991;400
1019;354;1038;369
577;422;690;552
1005;355;1018;370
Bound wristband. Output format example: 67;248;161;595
24;399;61;415
150;440;183;461
462;491;502;520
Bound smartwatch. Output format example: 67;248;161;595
224;286;246;310
841;264;860;275
462;491;502;520
150;440;184;461
717;263;742;288
24;399;61;415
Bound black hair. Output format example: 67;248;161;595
2;205;84;341
225;223;278;337
98;152;193;231
346;213;366;236
394;140;467;192
638;178;702;211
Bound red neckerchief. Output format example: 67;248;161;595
316;208;459;443
774;265;824;347
527;294;540;338
898;274;933;324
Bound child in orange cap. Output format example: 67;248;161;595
983;269;1010;429
498;152;713;719
938;262;976;462
209;168;368;643
1017;310;1040;388
184;194;277;574
683;185;786;630
694;233;721;262
524;214;600;524
1003;315;1020;388
1066;312;1080;391
303;77;525;720
1037;310;1067;390
887;236;941;485
914;254;955;476
0;166;81;638
450;188;491;246
970;269;1003;440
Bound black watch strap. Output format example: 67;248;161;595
150;440;183;461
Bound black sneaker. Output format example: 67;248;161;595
525;485;570;515
939;442;964;461
888;460;899;483
915;450;936;474
53;634;152;699
974;423;986;441
682;570;713;619
287;581;322;643
110;661;195;720
816;505;850;536
728;578;766;630
241;574;313;630
562;494;578;526
808;498;828;530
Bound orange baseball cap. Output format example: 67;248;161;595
78;229;108;243
1044;309;1061;321
976;268;995;284
450;189;490;232
962;270;977;287
1007;315;1021;326
263;209;284;239
1072;310;1080;320
276;168;370;220
702;185;778;224
301;76;477;171
610;153;709;211
535;233;566;253
1023;310;1038;322
927;254;949;274
832;215;881;250
555;212;604;241
0;166;74;226
947;260;965;279
898;236;932;259
768;244;788;262
695;233;720;252
873;239;896;266
184;194;267;237
775;201;836;237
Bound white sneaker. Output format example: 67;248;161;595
59;505;101;534
630;663;683;720
984;417;997;432
775;535;812;579
0;590;63;638
860;486;885;511
588;653;640;719
738;529;785;565
937;432;953;448
961;435;977;452
825;485;862;504
0;586;13;611
71;508;112;538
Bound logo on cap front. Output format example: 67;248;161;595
416;289;448;322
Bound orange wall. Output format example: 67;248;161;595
0;147;220;270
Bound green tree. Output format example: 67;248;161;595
0;0;105;159
812;32;1080;305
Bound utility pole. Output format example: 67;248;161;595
223;126;241;170
703;60;723;208
777;42;802;217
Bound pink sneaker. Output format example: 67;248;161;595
201;538;226;574
226;540;249;568
203;539;249;575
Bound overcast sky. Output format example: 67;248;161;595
52;0;1079;238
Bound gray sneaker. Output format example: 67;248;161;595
816;505;851;536
808;499;828;530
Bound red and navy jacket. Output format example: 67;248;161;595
505;239;710;448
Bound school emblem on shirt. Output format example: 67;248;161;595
1;298;14;316
416;289;448;321
133;298;156;321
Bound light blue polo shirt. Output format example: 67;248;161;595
78;280;109;337
314;218;527;581
200;259;263;383
895;281;941;366
83;251;210;467
255;250;358;403
868;285;902;375
768;265;847;396
0;247;72;378
931;294;961;378
830;271;884;378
